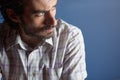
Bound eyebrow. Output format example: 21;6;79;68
32;10;47;14
31;4;57;14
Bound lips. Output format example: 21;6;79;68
45;27;54;34
42;25;55;31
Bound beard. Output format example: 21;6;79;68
22;26;54;40
19;22;55;41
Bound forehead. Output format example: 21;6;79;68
25;0;57;10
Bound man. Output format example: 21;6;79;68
0;0;87;80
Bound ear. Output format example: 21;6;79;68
6;9;20;23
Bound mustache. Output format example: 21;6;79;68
39;25;55;31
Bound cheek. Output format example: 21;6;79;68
23;16;44;28
33;18;43;26
21;15;32;25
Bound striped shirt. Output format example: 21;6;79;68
0;19;87;80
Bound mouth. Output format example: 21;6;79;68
43;25;55;30
41;25;55;33
45;27;54;33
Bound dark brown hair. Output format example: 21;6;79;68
0;0;26;27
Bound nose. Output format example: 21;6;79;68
44;11;57;26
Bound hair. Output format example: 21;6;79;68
0;0;26;27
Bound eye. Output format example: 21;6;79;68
33;11;46;17
39;12;45;16
36;12;45;17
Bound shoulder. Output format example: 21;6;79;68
0;23;8;39
0;22;15;37
57;19;83;39
0;23;5;40
0;22;11;51
0;23;5;51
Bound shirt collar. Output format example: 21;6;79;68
45;37;53;46
16;34;28;50
17;34;54;50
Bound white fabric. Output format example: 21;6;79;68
0;19;87;80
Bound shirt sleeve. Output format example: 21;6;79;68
61;27;87;80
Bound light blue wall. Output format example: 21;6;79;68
0;0;120;80
56;0;120;80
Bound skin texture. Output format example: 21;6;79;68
15;0;58;48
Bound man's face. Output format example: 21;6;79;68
19;0;57;39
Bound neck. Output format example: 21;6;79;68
22;35;43;48
19;30;44;49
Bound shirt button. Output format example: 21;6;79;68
33;72;36;77
32;72;36;80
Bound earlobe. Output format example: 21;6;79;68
6;9;20;23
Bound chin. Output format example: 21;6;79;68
35;31;54;40
44;32;54;39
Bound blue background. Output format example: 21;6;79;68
0;0;120;80
56;0;120;80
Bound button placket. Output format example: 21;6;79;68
27;47;43;80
